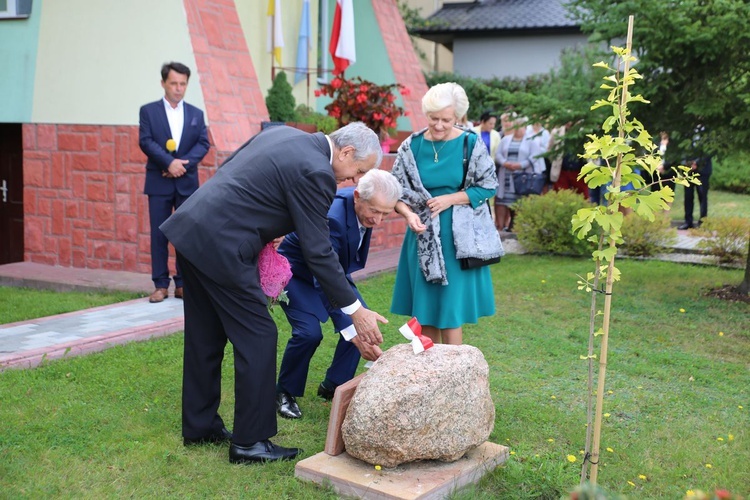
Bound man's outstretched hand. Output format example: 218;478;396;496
350;307;388;345
351;336;382;361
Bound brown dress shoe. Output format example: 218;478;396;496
149;288;168;303
174;287;183;299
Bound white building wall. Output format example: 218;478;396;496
32;0;204;126
453;33;589;78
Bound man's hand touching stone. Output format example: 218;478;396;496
351;336;382;361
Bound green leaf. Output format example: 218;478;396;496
593;246;618;262
610;266;621;282
583;170;612;188
627;93;649;104
602;115;617;133
591;99;613;110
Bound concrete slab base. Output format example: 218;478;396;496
295;441;508;499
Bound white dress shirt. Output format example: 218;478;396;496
163;98;185;151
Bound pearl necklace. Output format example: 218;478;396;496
429;137;448;163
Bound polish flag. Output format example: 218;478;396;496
329;0;355;75
399;317;434;354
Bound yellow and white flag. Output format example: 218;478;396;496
267;0;284;66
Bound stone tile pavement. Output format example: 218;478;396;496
0;298;185;370
0;231;708;371
0;247;402;370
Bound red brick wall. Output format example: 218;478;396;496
22;125;404;273
372;0;429;132
22;123;218;273
19;0;418;274
184;0;267;156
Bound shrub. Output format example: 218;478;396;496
619;212;677;257
695;216;750;265
294;105;338;134
265;71;297;122
513;190;595;256
712;152;750;194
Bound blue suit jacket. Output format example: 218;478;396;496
278;187;371;331
139;99;210;196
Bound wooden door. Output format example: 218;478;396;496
0;123;24;264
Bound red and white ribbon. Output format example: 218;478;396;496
398;317;434;354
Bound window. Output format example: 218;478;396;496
0;0;32;19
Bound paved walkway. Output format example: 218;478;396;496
0;247;402;370
0;232;707;371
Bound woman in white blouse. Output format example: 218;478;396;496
494;117;546;231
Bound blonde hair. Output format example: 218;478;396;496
421;82;469;120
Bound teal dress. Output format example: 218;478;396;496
391;133;496;329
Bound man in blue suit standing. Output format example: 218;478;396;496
275;169;402;419
139;62;210;303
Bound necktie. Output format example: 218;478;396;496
358;226;367;250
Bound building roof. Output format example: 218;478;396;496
413;0;580;44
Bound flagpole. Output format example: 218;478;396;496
320;0;329;84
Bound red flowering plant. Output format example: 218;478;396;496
315;76;411;137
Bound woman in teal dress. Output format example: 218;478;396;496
390;83;503;345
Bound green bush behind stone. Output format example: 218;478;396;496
513;190;596;256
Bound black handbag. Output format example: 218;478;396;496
512;171;545;195
460;254;501;269
459;134;501;270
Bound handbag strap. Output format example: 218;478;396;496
461;132;492;214
462;133;469;187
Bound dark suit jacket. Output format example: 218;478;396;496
279;187;371;331
139;99;210;196
160;126;359;309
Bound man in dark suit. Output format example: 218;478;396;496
160;123;387;464
139;62;210;303
679;156;713;229
275;169;402;420
678;126;713;230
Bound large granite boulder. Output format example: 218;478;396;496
341;343;494;467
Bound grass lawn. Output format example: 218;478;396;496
0;256;748;498
669;188;750;224
0;287;143;324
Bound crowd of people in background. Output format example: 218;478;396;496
455;109;710;231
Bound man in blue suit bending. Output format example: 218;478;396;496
275;169;402;419
139;62;210;303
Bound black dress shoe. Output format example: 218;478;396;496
677;223;693;230
317;382;335;401
183;427;233;446
229;440;301;464
276;391;302;419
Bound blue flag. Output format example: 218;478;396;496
295;0;311;84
